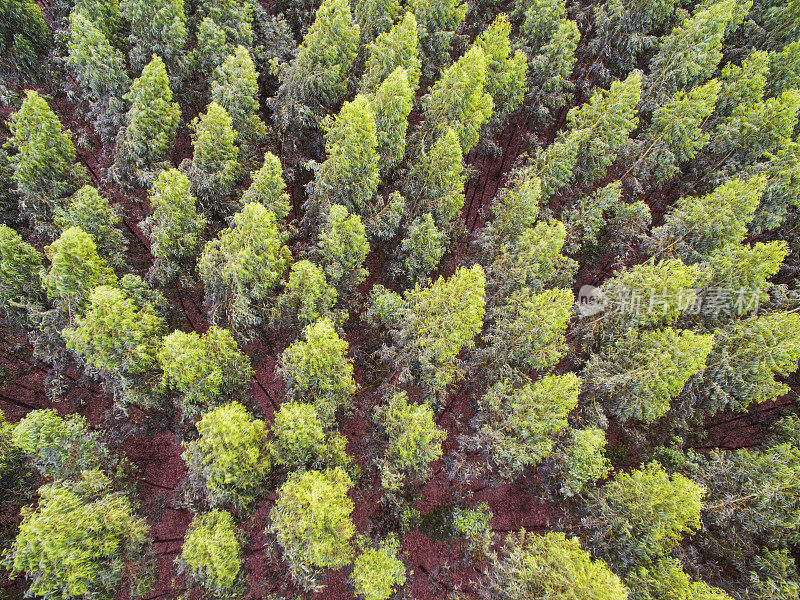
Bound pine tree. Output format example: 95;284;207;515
0;224;42;323
269;468;355;589
121;0;187;73
308;95;379;217
351;535;407;600
354;0;402;47
480;530;629;600
143;168;207;286
279;317;357;422
177;510;242;597
241;152;291;219
54;185;127;270
469;374;580;479
360;11;422;95
112;56;181;188
197;0;254;49
400;213;446;284
590;461;705;570
66;11;130;140
182;401;270;509
410;0;467;78
278;260;339;328
422;45;494;154
373;391;446;492
158;326;252;421
6;90;85;232
587;328;714;423
474;14;528;125
198;202;292;340
372;67;414;176
42;227;117;320
211;45;268;153
62;285;166;409
8;470;155;600
316;204;370;295
185;102;241;213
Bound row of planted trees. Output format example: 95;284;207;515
0;0;799;597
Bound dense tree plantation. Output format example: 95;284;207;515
0;0;799;597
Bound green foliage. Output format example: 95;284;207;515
352;535;407;600
6;90;84;228
7;470;155;600
591;461;705;570
374;391;446;491
716;50;769;116
241;152;291;219
562;181;622;255
767;40;800;97
186;102;241;211
194;17;229;76
317;204;370;293
401;213;446;284
279;317;357;421
42;227;117;319
12;409;111;481
474;14;528;123
158;326;252;421
278;260;338;327
211;45;268;152
183;401;270;509
360;12;421;95
178;509;242;597
560;427;612;497
310;95;379;216
112;55;181;187
482;172;541;247
698;311;800;413
372;67;414;176
0;224;42;320
54;185;126;269
121;0;187;73
587;328;714;424
197;0;254;49
269;468;355;588
144;168;207;285
354;0;402;47
271;401;326;468
627;557;734;600
0;0;51;81
482;530;629;600
472;374;580;479
526;19;579;120
198;202;292;340
515;0;565;52
533;131;582;198
410;0;467;78
423;45;494;154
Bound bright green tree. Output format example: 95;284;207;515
279;317;357;422
360;12;421;95
372;67;414;176
158;326;252;421
354;0;402;47
121;0;187;73
373;391;446;492
183;401;270;509
352;535;407;600
526;19;580;121
143;168;207;285
197;0;254;48
278;260;338;327
177;509;242;597
401;213;446;284
317;204;370;294
559;427;612;497
241;152;291;219
194;17;229;77
515;0;566;53
112;55;181;187
198;202;292;339
0;0;51;81
0;224;42;322
271;401;326;468
562;181;622;255
7;470;155;600
269;468;355;589
627;557;734;600
410;0;467;78
767;40;800;97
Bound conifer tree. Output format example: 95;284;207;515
54;185;126;270
410;0;467;78
158;326;252;421
308;95;379;217
587;328;714;423
279;317;357;421
241;152;291;219
278;260;339;327
6;90;85;232
373;391;446;492
316;204;370;295
269;468;355;589
198;202;292;339
177;509;243;597
185;102;241;213
211;45;268;153
121;0;187;73
8;470;155;600
360;12;422;95
143;168;207;286
372;67;414;176
0;224;42;323
422;45;494;154
112;56;181;188
183;401;270;509
401;213;446;284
